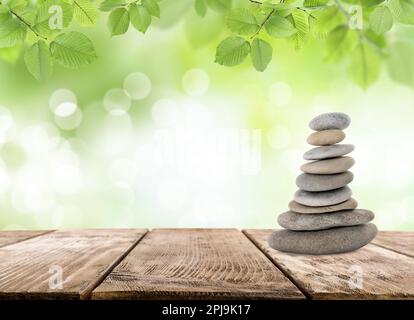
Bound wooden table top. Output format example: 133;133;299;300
0;228;413;300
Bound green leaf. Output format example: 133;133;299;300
142;0;160;18
387;41;414;86
265;14;297;38
0;5;9;23
342;0;385;6
303;0;329;7
50;31;97;68
99;0;126;12
206;0;232;14
7;0;27;10
325;25;358;62
348;42;382;89
311;6;345;38
24;40;53;81
225;8;259;36
33;0;74;36
251;38;272;72
0;15;27;48
389;0;414;25
369;6;393;34
289;9;309;49
272;0;304;11
129;4;151;33
194;0;207;17
108;7;130;36
73;0;98;26
215;36;250;66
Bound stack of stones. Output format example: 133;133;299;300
268;112;378;255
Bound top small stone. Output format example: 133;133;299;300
309;112;351;131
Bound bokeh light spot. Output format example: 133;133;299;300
104;88;132;112
123;72;152;100
49;89;77;113
182;68;210;97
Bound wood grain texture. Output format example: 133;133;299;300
0;230;53;248
93;229;305;300
0;229;147;299
244;229;414;300
373;231;414;258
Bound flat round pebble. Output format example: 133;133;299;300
294;186;352;207
296;171;353;192
307;129;345;146
309;112;351;131
301;156;354;174
304;144;354;160
268;223;378;255
278;209;375;231
288;198;358;214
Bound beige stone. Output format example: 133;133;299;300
301;156;354;174
307;129;345;146
288;198;358;214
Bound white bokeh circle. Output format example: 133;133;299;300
182;68;210;97
123;72;152;100
104;88;132;112
49;89;77;113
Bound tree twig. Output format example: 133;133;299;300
0;0;48;40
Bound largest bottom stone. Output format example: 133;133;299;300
268;223;378;255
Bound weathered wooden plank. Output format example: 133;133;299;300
244;229;414;300
0;228;147;299
0;230;53;248
372;231;414;258
93;229;305;300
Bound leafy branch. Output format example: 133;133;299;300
1;0;414;89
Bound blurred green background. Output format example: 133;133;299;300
1;0;413;231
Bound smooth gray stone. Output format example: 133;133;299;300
288;198;358;214
307;129;345;146
278;209;375;231
294;186;352;207
301;156;354;174
268;223;378;255
309;112;351;131
296;172;354;192
304;144;355;160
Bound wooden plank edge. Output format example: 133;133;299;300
241;229;310;300
80;229;149;300
93;290;297;300
371;242;414;259
0;230;56;249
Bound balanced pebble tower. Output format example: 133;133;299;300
268;112;378;255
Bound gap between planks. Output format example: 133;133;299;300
0;230;56;248
80;229;149;300
241;230;311;299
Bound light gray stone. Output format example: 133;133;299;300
301;156;354;174
294;186;352;207
288;198;358;214
304;144;355;160
307;129;345;146
296;172;354;192
309;112;351;131
278;209;375;231
267;223;378;255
